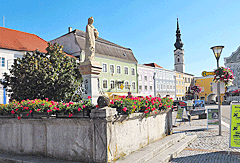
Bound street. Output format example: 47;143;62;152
170;104;240;163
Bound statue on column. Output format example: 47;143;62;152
85;17;99;62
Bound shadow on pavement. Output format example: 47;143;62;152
171;151;240;163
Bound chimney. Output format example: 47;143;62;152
68;27;72;33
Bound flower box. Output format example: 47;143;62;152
32;112;50;119
0;113;15;118
56;110;91;118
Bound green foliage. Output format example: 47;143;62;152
0;98;95;118
2;43;82;102
109;96;173;117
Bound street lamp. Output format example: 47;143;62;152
210;45;224;136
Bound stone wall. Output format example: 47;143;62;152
0;108;172;162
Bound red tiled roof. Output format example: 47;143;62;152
0;27;47;53
0;27;76;59
144;63;163;68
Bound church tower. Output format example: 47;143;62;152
174;18;185;73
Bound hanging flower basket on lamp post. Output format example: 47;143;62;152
213;66;234;86
191;85;202;100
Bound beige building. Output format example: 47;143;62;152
175;72;194;101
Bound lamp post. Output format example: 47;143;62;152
210;45;224;136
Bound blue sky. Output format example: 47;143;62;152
1;0;240;76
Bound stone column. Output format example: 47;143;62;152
79;60;102;105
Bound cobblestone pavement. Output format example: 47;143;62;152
169;111;240;163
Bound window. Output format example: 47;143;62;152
132;82;136;89
103;80;107;88
177;89;178;93
124;67;128;75
117;66;121;74
150;86;152;91
159;84;161;90
110;80;115;89
125;81;129;89
182;81;184;85
150;76;153;81
145;86;147;91
1;57;5;67
144;76;147;81
202;87;204;92
102;63;107;72
188;78;190;83
139;85;142;90
110;65;114;74
157;83;159;89
179;81;181;85
139;75;142;81
211;86;213;92
131;68;135;75
159;72;162;78
179;75;180;78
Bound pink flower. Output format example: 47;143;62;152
69;102;74;104
41;103;45;106
11;110;15;114
134;102;136;104
88;96;91;99
26;113;29;116
27;99;29;101
49;105;52;107
53;107;57;110
18;116;21;120
133;106;136;109
144;110;149;114
31;101;35;104
37;109;41;112
47;109;52;113
123;107;127;112
29;110;32;113
120;101;123;104
45;98;49;102
146;101;148;103
83;105;86;108
27;102;30;104
57;108;59;111
16;109;18;111
96;105;99;108
69;114;73;117
110;100;114;104
78;108;81;112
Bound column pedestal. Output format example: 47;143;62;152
79;61;102;105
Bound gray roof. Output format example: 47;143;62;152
74;29;138;63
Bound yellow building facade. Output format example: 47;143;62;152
175;72;194;101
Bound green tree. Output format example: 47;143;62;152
2;43;82;102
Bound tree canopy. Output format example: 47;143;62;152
2;42;82;102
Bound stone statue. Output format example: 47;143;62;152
85;17;99;62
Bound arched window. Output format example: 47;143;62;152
178;58;180;62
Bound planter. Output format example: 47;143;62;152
20;112;33;118
56;110;91;118
32;112;50;119
0;113;15;118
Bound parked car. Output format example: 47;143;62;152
222;100;230;105
209;100;216;104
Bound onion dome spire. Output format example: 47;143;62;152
174;18;184;50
